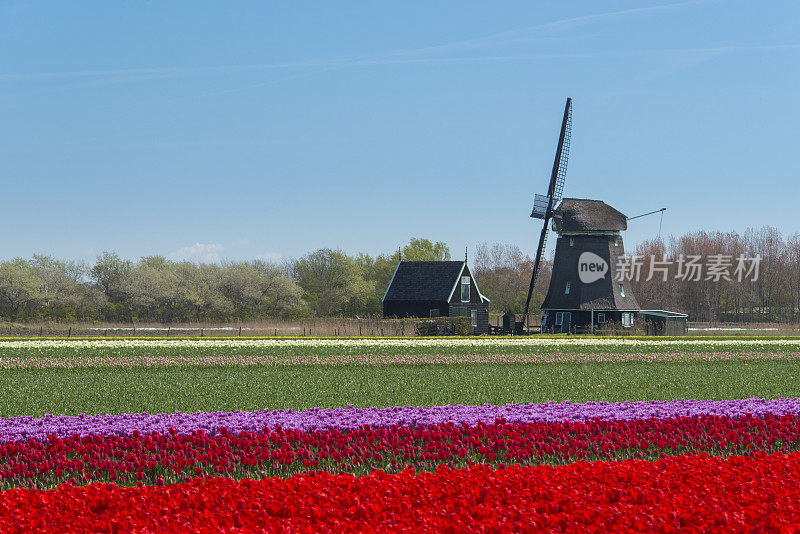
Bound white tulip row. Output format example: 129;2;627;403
0;337;797;350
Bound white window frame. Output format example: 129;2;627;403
565;281;571;294
461;276;470;302
622;312;633;327
429;309;440;318
470;309;478;328
555;312;563;326
569;238;574;247
619;283;625;298
597;313;605;324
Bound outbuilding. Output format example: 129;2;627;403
640;310;689;336
382;261;490;334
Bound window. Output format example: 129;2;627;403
569;238;574;247
461;276;470;302
614;239;619;247
470;309;478;328
597;313;605;324
619;284;625;297
450;306;467;317
622;312;634;327
565;281;571;294
555;312;563;326
429;309;440;318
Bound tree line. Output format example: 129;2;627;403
631;227;800;322
0;238;451;323
0;227;797;323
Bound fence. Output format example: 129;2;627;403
0;318;425;338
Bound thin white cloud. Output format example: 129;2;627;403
168;243;224;263
8;42;795;88
0;1;712;83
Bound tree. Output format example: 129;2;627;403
401;238;451;261
293;249;373;316
217;261;305;319
788;233;800;323
472;243;540;314
29;255;88;318
0;258;42;317
356;253;398;315
91;252;133;300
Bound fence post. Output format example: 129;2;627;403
238;326;242;337
274;328;277;337
104;329;108;337
67;327;71;338
200;328;204;337
133;326;136;336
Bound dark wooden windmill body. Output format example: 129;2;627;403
540;198;640;333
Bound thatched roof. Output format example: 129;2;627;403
556;198;627;233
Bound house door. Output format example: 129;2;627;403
561;312;571;334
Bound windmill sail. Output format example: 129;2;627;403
523;97;572;324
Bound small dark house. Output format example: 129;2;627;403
382;261;490;334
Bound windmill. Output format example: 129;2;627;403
522;97;572;326
520;98;680;335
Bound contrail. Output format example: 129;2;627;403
0;1;709;83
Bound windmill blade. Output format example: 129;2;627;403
550;100;572;203
523;98;572;325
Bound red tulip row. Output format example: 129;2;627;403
2;452;800;532
2;413;799;489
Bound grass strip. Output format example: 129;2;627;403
1;360;799;418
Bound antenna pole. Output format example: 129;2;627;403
627;207;666;221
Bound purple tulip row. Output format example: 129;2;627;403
3;397;800;443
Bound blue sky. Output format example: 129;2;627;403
2;1;798;264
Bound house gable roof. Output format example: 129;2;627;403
383;261;489;303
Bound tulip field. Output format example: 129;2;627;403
2;336;800;531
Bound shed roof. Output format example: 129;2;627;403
556;198;628;233
640;310;688;318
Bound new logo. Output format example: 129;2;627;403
578;252;608;284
